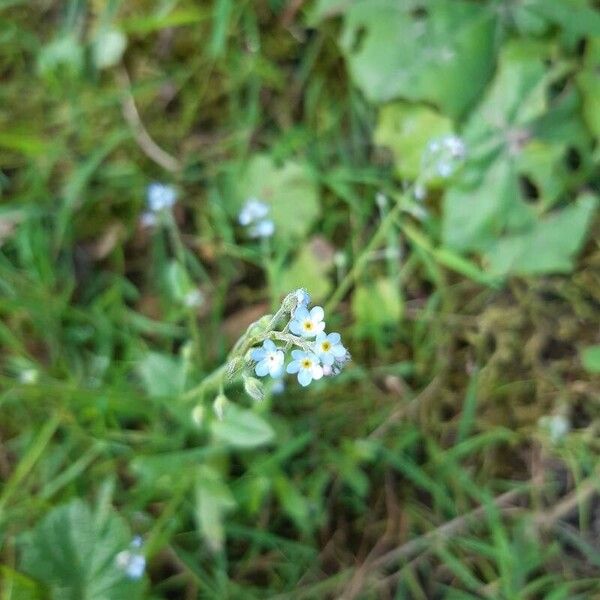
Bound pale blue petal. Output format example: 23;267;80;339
320;353;334;366
291;349;305;360
311;364;324;380
294;306;309;321
251;348;266;361
287;360;300;374
310;306;324;322
289;320;302;335
315;332;327;344
328;333;341;344
269;364;284;378
264;339;276;351
298;370;312;387
332;344;346;357
255;361;269;377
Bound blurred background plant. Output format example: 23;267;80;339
1;0;599;598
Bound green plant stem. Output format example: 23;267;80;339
325;196;404;314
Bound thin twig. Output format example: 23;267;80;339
118;68;181;173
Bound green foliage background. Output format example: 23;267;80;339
1;0;599;598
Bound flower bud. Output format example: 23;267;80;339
243;375;265;402
225;356;244;381
191;404;205;427
212;394;229;420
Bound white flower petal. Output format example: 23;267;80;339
310;306;324;322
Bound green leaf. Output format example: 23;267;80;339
37;35;84;80
526;0;600;38
274;475;312;535
211;403;275;448
443;40;594;270
276;238;333;301
374;102;453;179
19;500;144;600
137;352;185;398
581;345;600;374
235;154;319;240
194;465;236;551
352;277;403;337
483;194;597;276
339;0;496;118
443;158;533;253
165;260;192;303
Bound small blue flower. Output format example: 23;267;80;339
116;537;146;580
238;197;269;226
147;183;177;212
286;350;323;387
422;135;466;180
313;332;346;366
251;339;285;378
292;288;311;316
249;218;275;239
289;305;325;338
271;377;285;395
238;198;274;238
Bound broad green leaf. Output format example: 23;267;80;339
352;277;402;337
581;345;600;374
137;352;185;398
19;500;144;600
235;154;319;240
374;102;453;179
484;194;597;276
339;0;496;118
211;403;275;448
462;40;550;147
194;465;236;551
276;238;333;301
274;475;312;535
527;0;600;39
443;40;594;268
443;158;533;253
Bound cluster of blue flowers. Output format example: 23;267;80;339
141;182;177;227
250;290;349;388
115;536;146;580
238;197;275;239
422;134;466;179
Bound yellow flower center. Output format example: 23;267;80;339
303;320;313;331
301;359;312;369
321;341;331;351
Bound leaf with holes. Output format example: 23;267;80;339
443;40;594;268
483;194;597;276
338;0;496;118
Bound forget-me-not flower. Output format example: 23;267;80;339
289;305;325;338
251;339;285;378
147;183;177;212
422;135;466;180
238;197;269;225
292;288;311;316
313;332;346;366
286;350;324;387
115;536;146;580
249;218;275;238
238;197;274;238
